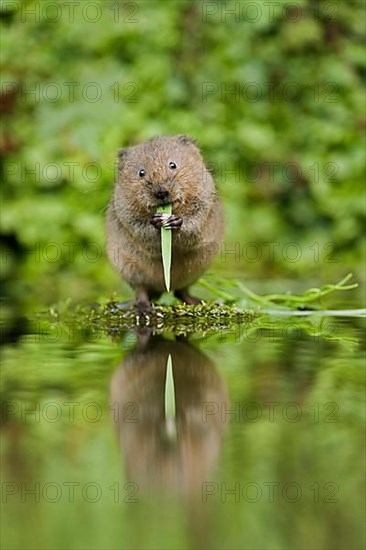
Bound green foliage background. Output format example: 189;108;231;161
1;0;365;307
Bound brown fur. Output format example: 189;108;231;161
106;135;224;302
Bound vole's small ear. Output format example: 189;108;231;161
176;134;197;146
117;148;128;160
117;148;129;171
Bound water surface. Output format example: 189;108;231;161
1;309;365;550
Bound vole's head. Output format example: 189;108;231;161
115;135;214;217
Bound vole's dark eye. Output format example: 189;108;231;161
169;161;177;170
138;169;146;178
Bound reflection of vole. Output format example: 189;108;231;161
106;135;224;306
110;337;229;496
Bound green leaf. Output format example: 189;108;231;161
157;204;172;292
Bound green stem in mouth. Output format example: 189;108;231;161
157;204;172;292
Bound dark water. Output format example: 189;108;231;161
1;311;365;550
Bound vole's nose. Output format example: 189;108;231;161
155;190;169;201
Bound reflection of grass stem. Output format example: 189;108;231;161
260;309;365;317
164;354;176;441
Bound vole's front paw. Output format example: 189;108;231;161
150;213;183;230
163;214;183;230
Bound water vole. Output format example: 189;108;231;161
106;134;224;307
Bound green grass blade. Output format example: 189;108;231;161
198;272;358;310
157;204;172;292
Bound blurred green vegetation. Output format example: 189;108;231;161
0;0;365;308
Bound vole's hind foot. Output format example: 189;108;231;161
150;213;183;230
174;288;203;305
134;288;152;312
